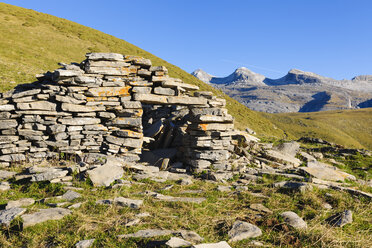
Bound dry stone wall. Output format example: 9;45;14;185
0;53;235;171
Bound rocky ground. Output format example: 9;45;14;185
0;137;371;247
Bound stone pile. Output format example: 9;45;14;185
0;53;235;171
183;92;235;172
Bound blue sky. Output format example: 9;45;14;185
3;0;372;79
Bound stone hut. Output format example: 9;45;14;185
0;53;235;172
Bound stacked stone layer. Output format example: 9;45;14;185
0;53;235;169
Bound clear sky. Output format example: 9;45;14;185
3;0;372;79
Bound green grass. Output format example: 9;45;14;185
1;166;371;248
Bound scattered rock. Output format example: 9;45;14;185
0;207;26;226
249;203;273;214
301;164;356;182
166;237;192;248
22;207;72;227
118;229;173;239
31;168;69;182
274;181;313;193
217;185;231;192
124;218;141;227
87;163;123;187
62;190;81;201
136;212;151;218
75;239;95;248
228;220;262;242
281;211;307;229
68;202;83;209
6;198;35;209
322;203;332;210
192;241;231;248
0;170;16;180
275;141;300;157
113;197;143;209
326;210;353;227
0;181;10;191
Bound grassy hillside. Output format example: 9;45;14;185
0;2;283;138
263;108;372;149
0;3;371;150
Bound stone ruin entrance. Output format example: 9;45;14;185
0;53;236;172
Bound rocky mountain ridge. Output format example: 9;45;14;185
192;68;372;113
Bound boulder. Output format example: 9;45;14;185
228;221;262;242
281;211;307;229
326;210;352;227
87;163;124;187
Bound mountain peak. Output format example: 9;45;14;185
191;69;213;83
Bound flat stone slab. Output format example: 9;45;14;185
21;207;72;227
113;197;143;209
281;211;307;229
265;150;301;167
0;170;17;180
148;192;206;204
193;241;231;248
61;190;81;201
6;198;35;209
31;169;69;182
166;237;192;248
87;163;123;187
118;229;173;239
0;207;26;226
300;166;356;182
228;221;262;242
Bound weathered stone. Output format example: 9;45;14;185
113;129;143;139
192;114;234;123
281;211;307;229
75;239;95;248
326;210;352;227
301;163;356;182
55;69;82;77
6;198;35;209
0;207;26;226
118;229;173;239
275;141;300;157
0;154;26;162
87;163;123;187
0;120;18;130
228;221;262;242
265;150;301;167
0;136;19;144
166;237;192;248
110;117;142;128
193;241;231;248
167;96;207;105
86;53;124;61
59;118;101;125
0;170;17;180
17;101;56;111
86;86;131;97
55;95;85;104
61;103;105;112
31;169;68;182
189;123;234;131
113;197;143;209
154;87;175;96
121;100;142;109
0;104;15;111
0;181;10;191
249;203;273;214
21;208;72;227
105;136;143;148
62;190;81;201
12;89;41;99
134;93;168;104
132;86;152;94
161;80;199;91
274;181;313;193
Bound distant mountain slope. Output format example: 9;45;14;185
192;68;372;113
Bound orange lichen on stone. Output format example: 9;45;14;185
199;123;208;131
88;86;131;97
